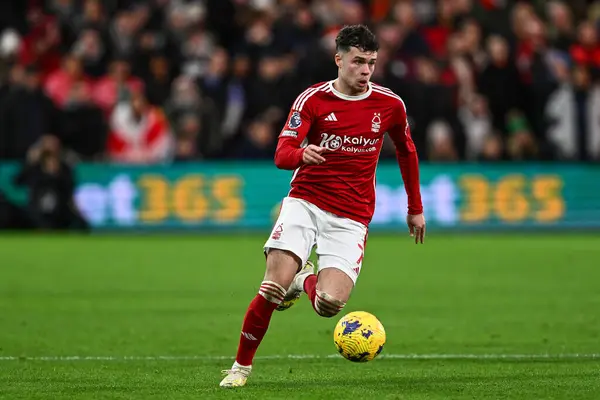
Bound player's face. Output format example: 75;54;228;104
336;47;377;94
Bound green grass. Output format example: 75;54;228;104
1;234;599;399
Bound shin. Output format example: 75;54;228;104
234;250;300;366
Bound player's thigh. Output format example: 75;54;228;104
264;197;317;278
316;214;368;293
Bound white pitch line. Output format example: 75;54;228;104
0;354;599;362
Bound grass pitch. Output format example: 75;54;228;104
1;233;599;399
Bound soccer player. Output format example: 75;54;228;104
220;24;425;388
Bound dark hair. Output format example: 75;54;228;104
335;24;379;53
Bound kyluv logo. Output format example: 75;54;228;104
319;132;380;153
371;113;381;133
319;133;343;150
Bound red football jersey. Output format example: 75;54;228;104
274;80;422;227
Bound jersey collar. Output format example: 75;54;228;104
329;79;373;101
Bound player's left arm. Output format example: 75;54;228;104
387;100;426;244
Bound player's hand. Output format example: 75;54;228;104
407;213;426;244
302;145;327;165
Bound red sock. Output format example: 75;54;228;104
235;281;285;366
303;274;318;313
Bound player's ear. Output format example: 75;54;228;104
335;53;342;69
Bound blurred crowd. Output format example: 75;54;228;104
0;0;599;165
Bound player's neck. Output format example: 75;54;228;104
333;78;368;97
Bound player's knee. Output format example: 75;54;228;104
314;290;346;318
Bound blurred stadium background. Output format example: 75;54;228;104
1;1;600;398
0;0;599;232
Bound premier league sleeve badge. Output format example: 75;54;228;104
288;111;302;129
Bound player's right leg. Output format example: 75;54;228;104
219;250;299;388
220;197;316;388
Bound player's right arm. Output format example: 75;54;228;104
274;89;326;170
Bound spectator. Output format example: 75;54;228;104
108;9;139;59
426;120;459;162
60;80;107;161
92;57;144;114
18;8;62;80
569;20;600;76
230;117;277;160
0;0;599;164
220;53;249;139
165;75;222;158
392;1;431;62
173;113;202;161
44;53;93;108
71;28;109;78
478;34;520;132
199;47;230;118
144;54;173;107
403;56;463;159
547;1;575;52
180;26;215;79
75;0;106;34
12;135;89;231
459;94;493;160
505;111;539;160
478;132;504;161
245;51;293;121
106;90;173;164
0;65;60;160
546;59;600;160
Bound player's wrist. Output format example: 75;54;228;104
295;148;307;165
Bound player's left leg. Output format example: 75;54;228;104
304;266;353;317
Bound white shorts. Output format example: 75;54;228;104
264;197;368;284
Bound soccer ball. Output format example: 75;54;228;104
333;311;386;362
